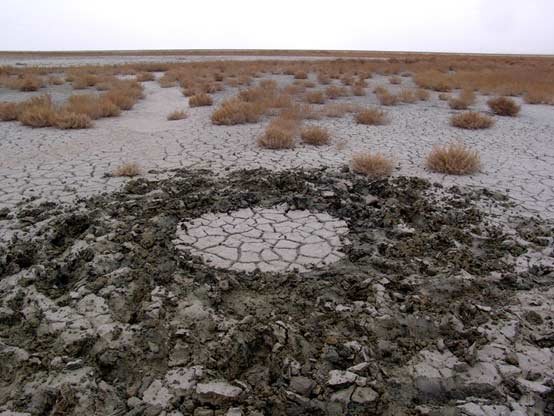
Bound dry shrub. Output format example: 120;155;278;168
414;70;453;92
487;96;520;116
325;85;348;99
377;92;398;106
398;89;417;103
136;72;155;82
17;95;56;127
294;71;308;80
72;74;98;89
53;111;93;129
317;72;331;85
389;76;402;85
448;89;476;109
351;153;394;178
65;94;121;119
284;83;306;95
438;93;450;101
416;88;430;101
450;111;494;129
211;98;263;125
341;75;354;86
167;110;187;121
189;93;213;107
524;88;553;105
322;103;361;118
104;80;144;110
524;90;553;105
426;143;481;175
113;162;141;177
0;102;18;121
48;76;64;86
355;107;388;125
305;91;326;104
280;103;320;120
300;126;330;145
351;85;366;96
159;75;177;88
373;85;388;95
257;117;298;149
18;75;43;92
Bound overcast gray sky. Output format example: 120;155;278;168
1;0;553;54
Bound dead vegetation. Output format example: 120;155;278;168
189;93;214;107
351;153;394;178
54;111;93;129
167;110;187;121
305;91;326;104
211;98;264;125
426;143;481;175
355;107;388;125
257;116;298;149
0;102;18;121
448;90;476;110
450;111;494;129
113;162;141;177
487;96;521;116
300;126;330;145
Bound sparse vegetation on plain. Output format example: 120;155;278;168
113;162;141;177
351;153;394;178
487;96;520;116
355;107;388;125
300;126;330;145
450;111;494;129
426;143;481;175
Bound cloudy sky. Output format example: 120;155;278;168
1;0;553;54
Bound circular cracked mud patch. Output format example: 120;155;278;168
174;206;349;272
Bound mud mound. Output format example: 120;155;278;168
0;168;553;415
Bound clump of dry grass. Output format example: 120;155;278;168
72;74;98;90
416;88;430;101
65;94;121;119
524;88;554;105
351;84;366;96
438;93;450;101
351;153;394;178
389;76;402;85
167;110;187;121
321;103;361;118
426;143;481;175
398;89;417;103
355;107;388;125
448;90;476;110
103;80;144;110
53;111;93;129
0;102;18;121
377;91;398;106
414;70;453;92
136;72;155;82
113;162;141;177
450;111;494;130
305;91;326;104
325;85;348;99
189;93;213;107
257;116;298;149
294;71;308;80
17;95;57;127
317;72;331;85
300;126;330;145
48;76;65;86
211;98;263;125
18;75;43;92
487;96;520;116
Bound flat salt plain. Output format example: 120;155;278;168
1;69;553;218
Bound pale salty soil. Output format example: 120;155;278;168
0;74;553;219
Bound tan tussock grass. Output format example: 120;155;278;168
53;111;93;129
300;126;330;145
305;91;326;104
355;107;388;125
351;153;394;178
167;110;187;121
113;162;141;177
325;85;349;99
450;111;494;130
211;98;264;125
257;116;299;149
487;96;520;116
136;72;155;82
0;102;18;121
189;93;214;107
426;143;481;175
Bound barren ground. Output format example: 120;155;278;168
0;57;553;416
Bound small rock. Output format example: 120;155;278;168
327;370;366;387
289;376;316;396
196;381;242;403
127;397;143;408
225;408;243;416
351;387;378;404
193;408;214;416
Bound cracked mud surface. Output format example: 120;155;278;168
174;207;349;272
1;74;553;220
0;169;553;415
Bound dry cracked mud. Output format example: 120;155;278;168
0;169;553;416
